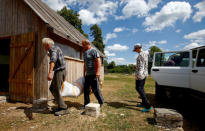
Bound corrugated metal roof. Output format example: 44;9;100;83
24;0;105;57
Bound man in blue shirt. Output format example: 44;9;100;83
79;39;104;109
42;38;69;116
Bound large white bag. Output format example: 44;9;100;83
61;77;85;97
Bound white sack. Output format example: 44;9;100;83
61;77;85;97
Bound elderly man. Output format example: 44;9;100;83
42;38;69;116
79;39;104;110
133;44;152;112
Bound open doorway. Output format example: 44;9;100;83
0;38;10;93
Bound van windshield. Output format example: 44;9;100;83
155;52;190;67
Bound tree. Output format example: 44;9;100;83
149;46;162;60
90;24;105;53
107;61;115;69
104;59;109;74
148;46;162;73
57;6;88;38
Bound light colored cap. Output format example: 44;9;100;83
133;43;142;51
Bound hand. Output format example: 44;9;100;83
137;76;141;80
48;72;53;81
133;65;136;70
96;73;100;78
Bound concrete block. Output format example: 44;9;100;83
85;103;100;117
154;108;183;129
0;96;8;104
32;98;47;112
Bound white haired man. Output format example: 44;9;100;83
42;38;69;116
79;39;104;110
133;44;152;112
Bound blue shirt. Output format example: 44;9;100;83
49;45;66;71
83;48;100;76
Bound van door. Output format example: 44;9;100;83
191;48;205;93
151;51;191;88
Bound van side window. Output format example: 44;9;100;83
155;52;190;67
196;49;205;67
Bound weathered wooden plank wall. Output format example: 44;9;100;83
0;0;49;102
64;56;84;83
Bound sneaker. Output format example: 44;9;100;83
142;107;152;112
54;109;70;116
51;108;61;113
79;106;85;110
136;103;144;107
100;104;103;108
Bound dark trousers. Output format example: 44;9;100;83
50;69;67;109
136;78;151;109
84;75;104;106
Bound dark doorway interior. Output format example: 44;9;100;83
0;38;10;92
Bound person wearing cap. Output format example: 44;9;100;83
133;44;152;112
79;39;104;110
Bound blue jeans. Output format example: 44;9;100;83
136;78;151;109
84;75;104;106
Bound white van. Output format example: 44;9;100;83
151;46;205;100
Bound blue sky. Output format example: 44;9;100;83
43;0;205;65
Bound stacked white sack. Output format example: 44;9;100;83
61;77;85;97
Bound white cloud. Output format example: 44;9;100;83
79;10;97;25
176;29;181;33
104;50;116;57
42;0;66;11
143;1;192;32
184;29;205;40
108;57;126;65
105;33;117;43
158;40;167;44
183;43;201;50
77;0;118;25
193;1;205;22
107;44;129;51
116;0;161;20
149;41;156;46
147;0;162;9
122;0;149;18
114;27;124;32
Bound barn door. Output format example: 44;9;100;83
9;32;35;103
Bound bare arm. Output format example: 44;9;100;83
83;63;86;77
95;57;101;78
48;62;55;81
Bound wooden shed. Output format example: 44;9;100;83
0;0;105;103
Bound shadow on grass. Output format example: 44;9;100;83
16;106;52;120
64;101;83;109
105;101;141;112
16;101;82;120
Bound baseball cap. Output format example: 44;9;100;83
133;43;142;51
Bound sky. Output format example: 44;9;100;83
42;0;205;65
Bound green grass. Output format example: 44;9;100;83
92;73;157;131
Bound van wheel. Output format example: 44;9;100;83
155;82;166;101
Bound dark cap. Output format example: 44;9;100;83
133;43;142;51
